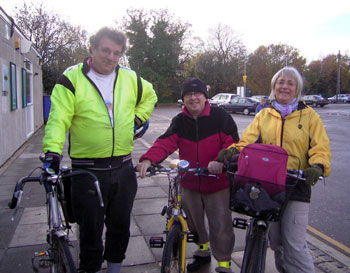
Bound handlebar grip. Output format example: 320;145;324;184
8;191;22;209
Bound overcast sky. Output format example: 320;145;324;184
2;0;350;63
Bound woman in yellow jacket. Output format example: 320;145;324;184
220;66;331;273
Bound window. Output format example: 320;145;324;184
22;60;33;107
22;68;27;107
9;62;17;111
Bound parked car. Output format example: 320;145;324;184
328;94;350;103
251;95;269;102
219;96;260;115
177;99;184;107
301;95;329;107
209;93;238;106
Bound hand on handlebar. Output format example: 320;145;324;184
43;152;61;174
136;159;152;179
208;161;224;174
304;164;323;186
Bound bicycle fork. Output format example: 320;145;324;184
32;192;69;272
150;214;196;273
233;217;269;273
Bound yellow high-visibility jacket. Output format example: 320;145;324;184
43;59;157;159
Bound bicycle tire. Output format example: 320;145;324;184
50;235;77;273
161;224;183;273
245;226;268;273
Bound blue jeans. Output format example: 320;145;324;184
71;160;137;272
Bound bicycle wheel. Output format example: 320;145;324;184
50;234;77;273
245;226;268;273
161;224;184;273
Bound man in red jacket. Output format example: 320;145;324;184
137;78;239;273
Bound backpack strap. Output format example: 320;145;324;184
136;74;142;106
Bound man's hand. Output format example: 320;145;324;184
304;164;323;186
43;152;61;174
208;161;224;174
136;160;152;178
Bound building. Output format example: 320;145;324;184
0;6;43;167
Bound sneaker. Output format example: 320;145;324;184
186;255;211;272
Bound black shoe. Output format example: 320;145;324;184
186;255;211;272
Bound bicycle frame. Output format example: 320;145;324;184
46;180;69;239
163;183;189;272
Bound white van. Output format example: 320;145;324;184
209;93;237;106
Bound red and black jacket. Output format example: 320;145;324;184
139;102;239;193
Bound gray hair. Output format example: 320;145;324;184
89;27;127;55
269;66;303;101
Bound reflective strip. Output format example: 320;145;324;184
198;242;209;251
218;261;231;268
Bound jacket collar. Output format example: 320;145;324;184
82;57;120;75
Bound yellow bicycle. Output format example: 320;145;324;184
147;159;215;273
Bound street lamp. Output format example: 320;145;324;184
243;58;247;97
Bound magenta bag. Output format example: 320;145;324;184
234;143;289;196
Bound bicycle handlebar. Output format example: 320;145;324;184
287;169;324;182
8;168;104;217
144;161;216;178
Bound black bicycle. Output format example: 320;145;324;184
8;158;104;273
228;168;322;273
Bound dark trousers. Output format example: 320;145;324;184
71;160;137;272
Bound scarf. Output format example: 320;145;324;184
271;98;298;118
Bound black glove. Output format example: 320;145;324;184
217;147;240;171
43;152;61;174
304;164;323;186
218;147;240;163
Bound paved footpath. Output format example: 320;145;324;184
0;126;349;273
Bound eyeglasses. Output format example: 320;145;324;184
184;92;203;98
276;80;296;87
100;47;123;58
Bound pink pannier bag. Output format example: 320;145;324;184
234;143;289;196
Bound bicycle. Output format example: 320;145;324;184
8;157;104;273
228;167;323;273
144;159;216;273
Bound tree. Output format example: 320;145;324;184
185;24;247;96
14;2;89;93
304;53;350;97
122;8;189;102
247;44;306;95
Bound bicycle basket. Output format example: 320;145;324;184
228;173;286;221
227;143;300;221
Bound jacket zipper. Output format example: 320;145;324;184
85;71;116;158
280;118;285;146
194;118;201;192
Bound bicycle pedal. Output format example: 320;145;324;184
161;206;167;216
233;218;248;229
33;250;49;258
32;251;50;271
149;236;164;248
187;233;198;243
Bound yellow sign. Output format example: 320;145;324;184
243;75;247;83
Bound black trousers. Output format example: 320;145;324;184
71;160;137;272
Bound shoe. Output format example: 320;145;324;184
186;255;211;272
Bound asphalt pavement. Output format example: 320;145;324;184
0;126;349;273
